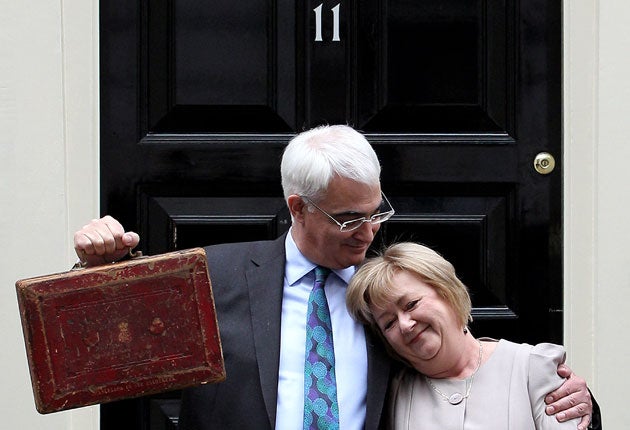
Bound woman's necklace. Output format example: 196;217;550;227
424;339;483;405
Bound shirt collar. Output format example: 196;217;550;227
284;228;355;286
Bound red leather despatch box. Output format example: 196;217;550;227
16;248;225;414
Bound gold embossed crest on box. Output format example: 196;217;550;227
16;247;225;414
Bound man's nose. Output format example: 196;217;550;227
352;220;378;241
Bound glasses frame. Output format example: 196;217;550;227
301;192;395;232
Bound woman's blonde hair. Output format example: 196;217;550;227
347;242;472;335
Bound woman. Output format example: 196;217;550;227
346;242;580;429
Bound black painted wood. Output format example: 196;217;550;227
100;0;561;428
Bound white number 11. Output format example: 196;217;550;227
314;3;341;42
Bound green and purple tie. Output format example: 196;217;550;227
303;266;339;430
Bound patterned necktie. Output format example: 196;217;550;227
303;266;339;430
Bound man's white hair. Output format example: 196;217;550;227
280;125;381;201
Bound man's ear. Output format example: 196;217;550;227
287;194;307;223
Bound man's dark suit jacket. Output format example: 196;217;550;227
178;234;393;430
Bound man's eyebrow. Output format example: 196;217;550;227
332;199;385;217
332;210;363;217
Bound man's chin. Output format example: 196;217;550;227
344;251;369;266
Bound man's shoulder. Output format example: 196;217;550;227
203;233;287;261
201;235;287;284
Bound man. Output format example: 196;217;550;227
74;125;597;429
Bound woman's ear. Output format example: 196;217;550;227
287;194;307;223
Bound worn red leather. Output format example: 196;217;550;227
16;248;225;414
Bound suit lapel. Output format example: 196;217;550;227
242;233;392;430
245;234;287;428
364;328;392;430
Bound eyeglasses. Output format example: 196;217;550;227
301;192;395;232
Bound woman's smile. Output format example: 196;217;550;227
407;327;426;345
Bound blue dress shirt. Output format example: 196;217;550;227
275;230;368;430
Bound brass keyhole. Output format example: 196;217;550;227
534;152;556;175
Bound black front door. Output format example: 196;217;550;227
100;1;561;428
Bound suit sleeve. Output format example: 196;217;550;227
589;389;602;430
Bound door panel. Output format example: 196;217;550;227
100;0;561;428
143;0;298;133
356;0;510;133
